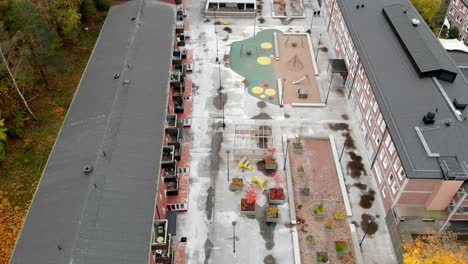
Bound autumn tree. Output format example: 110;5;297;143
411;0;441;24
403;231;467;264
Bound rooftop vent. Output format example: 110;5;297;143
453;98;467;111
356;4;360;9
423;111;436;125
411;18;420;26
83;165;93;175
361;4;364;8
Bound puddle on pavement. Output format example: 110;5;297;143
223;27;232;33
257;218;276;250
328;123;349;131
251;113;272;120
204;239;213;264
341;114;349;120
213;92;227;110
360;213;379;235
359;189;376;209
257;101;267;109
264;255;277;264
342;132;356;150
284;113;290;118
352;182;367;190
347;151;367;178
256;160;276;176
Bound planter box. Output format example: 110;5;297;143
297;170;305;177
229;178;244;192
316;252;329;264
240;209;256;216
265;161;278;170
241;198;256;216
269;188;286;204
324;227;333;232
266;217;279;223
299;188;311;200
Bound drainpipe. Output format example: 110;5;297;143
347;59;361;100
392;178;408;208
439;191;468;232
370;129;387;169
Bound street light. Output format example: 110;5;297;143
325;73;334;104
359;216;376;247
283;138;290;171
227;150;230;181
339;132;349;162
214;7;219;62
307;10;315;34
315;34;322;63
232;221;237;253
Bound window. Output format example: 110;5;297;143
375;163;383;184
387;173;394;184
377;114;383;125
394;159;401;172
450;8;454;15
368;116;374;127
383;157;389;169
398;168;406;180
382;187;387;198
365;109;371;121
389;143;395;155
373;129;381;145
363;97;368;109
391;181;399;194
385;135;391;147
373;100;378;112
380;118;386;132
366;83;370;95
379;149;386;161
357;82;362;92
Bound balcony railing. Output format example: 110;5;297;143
161;145;175;164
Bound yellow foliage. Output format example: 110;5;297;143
411;0;441;23
0;193;26;264
403;231;468;264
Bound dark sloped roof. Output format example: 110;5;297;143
10;1;174;263
382;5;457;80
336;0;468;179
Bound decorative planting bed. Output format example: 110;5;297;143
297;165;305;176
269;187;286;204
299;187;311;200
265;205;279;223
335;241;349;255
306;235;316;246
229;177;244;192
324;219;334;232
316;252;329;264
240;198;256;216
313;203;326;217
333;210;346;221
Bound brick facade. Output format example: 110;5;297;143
447;0;468;44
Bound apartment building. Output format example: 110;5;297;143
447;0;468;44
323;0;468;242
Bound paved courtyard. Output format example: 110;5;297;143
175;0;398;263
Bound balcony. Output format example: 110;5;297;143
174;98;184;114
175;20;184;34
165;176;179;196
170;70;184;83
161;145;175;165
171;82;184;98
151;220;172;264
162;162;177;182
166;114;177;129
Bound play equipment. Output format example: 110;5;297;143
237;156;253;170
287;55;304;72
251;175;268;189
292;74;308;85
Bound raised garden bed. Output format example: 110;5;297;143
316;252;329;264
306;235;315;246
324;219;334;232
292;142;303;151
229;177;244;192
240;198;256;216
297;165;305;176
299;187;311;200
335;241;349;255
265;205;279;223
265;157;278;170
313;203;326;216
269;187;286;204
333;210;346;221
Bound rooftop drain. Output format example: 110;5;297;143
83;165;93;175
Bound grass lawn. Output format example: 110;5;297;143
0;11;107;264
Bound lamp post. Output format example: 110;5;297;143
215;7;219;62
232;221;237;253
227;150;230;181
339;132;349;161
315;34;322;63
308;10;315;34
359;216;376;247
283;138;290;171
325;73;334;104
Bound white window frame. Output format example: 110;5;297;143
384;134;391;147
380;119;386;132
382;187;387;198
365;109;371;121
398;168;406;180
379;149;386;161
389;143;395;155
391;181;398;194
374;163;383;184
387;173;394;184
372;100;378;112
383;157;389;169
373;129;381;145
394;159;401;172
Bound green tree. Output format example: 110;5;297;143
80;0;97;22
51;0;81;43
95;0;111;12
411;0;441;24
7;0;64;83
449;26;460;39
0;117;7;161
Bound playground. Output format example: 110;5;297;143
230;29;282;105
274;33;321;105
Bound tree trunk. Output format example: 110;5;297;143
0;47;37;120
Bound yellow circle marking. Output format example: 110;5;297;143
257;56;272;65
260;95;266;99
252;86;264;94
261;42;273;49
264;89;276;96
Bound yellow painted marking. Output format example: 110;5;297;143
257;56;272;65
260;95;266;98
260;42;273;49
252;86;264;94
264;89;276;96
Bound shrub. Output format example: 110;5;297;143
80;0;97;22
333;210;346;220
306;235;315;243
335;241;348;252
266;206;279;218
6;112;25;138
0;118;6;161
449;26;460;39
95;0;111;11
313;203;326;214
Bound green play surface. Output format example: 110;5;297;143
230;29;282;105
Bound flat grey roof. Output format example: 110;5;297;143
10;1;174;263
448;51;468;80
337;0;468;179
